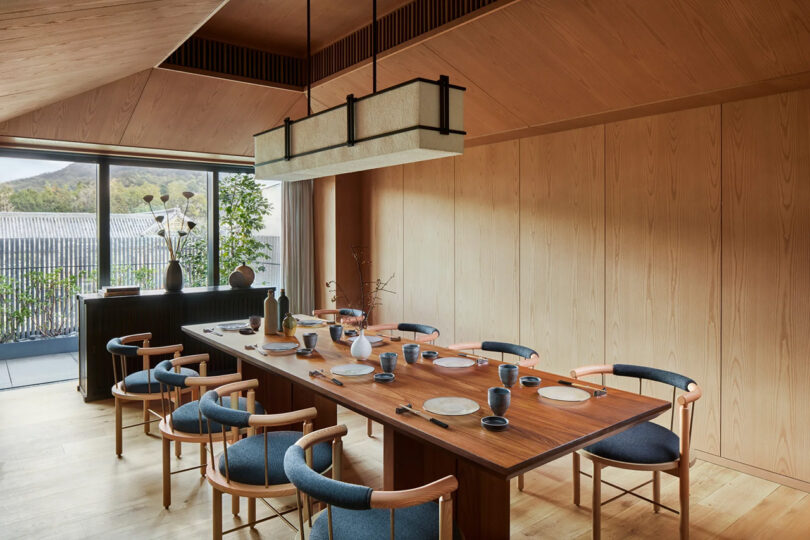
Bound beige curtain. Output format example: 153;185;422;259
282;179;314;315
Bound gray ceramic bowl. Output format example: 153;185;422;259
421;350;439;360
481;416;509;432
373;373;395;383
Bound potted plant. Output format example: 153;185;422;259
143;192;197;292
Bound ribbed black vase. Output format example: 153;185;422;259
164;260;183;292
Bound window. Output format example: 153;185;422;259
109;165;209;288
217;173;282;288
0;157;97;343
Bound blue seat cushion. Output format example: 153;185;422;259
219;431;332;486
310;502;444;540
123;367;198;394
170;397;264;434
585;421;680;464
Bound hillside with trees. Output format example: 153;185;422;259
0;163;207;214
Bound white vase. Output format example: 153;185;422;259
350;329;372;361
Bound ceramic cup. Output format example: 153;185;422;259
329;324;343;342
402;343;420;364
303;332;318;349
380;352;398;373
248;315;262;332
498;364;519;388
488;387;511;417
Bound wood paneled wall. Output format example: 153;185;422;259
722;91;810;482
313;176;336;311
314;88;810;484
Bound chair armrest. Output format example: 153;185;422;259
138;344;183;357
570;364;613;378
415;331;440;343
211;378;259;397
367;323;398;332
518;353;540;369
295;424;349;450
121;332;151;345
678;382;702;405
170;353;208;367
248;407;318;428
186;373;242;388
447;342;483;351
370;476;458;509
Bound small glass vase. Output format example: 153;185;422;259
164;260;183;292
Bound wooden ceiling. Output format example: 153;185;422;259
196;0;412;57
0;0;227;123
2;0;810;157
0;69;305;157
311;0;810;142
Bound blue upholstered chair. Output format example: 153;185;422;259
570;364;702;540
108;333;197;456
284;424;458;540
312;308;365;326
367;322;440;343
448;340;539;369
154;354;264;509
199;379;333;539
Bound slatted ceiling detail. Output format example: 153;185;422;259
311;0;499;82
163;36;304;88
162;0;498;88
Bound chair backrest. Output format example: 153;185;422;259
312;308;365;325
449;340;539;368
284;425;457;540
368;322;440;342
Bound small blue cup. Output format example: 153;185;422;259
498;364;519;388
380;352;398;373
402;343;420;364
329;324;343;342
488;387;511;417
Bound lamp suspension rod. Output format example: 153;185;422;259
372;0;377;93
307;0;311;115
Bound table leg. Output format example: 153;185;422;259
383;426;511;540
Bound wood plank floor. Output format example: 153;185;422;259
0;382;808;539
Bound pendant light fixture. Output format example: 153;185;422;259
254;0;465;182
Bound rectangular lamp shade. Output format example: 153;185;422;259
254;77;465;181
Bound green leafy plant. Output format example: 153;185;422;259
0;276;31;343
184;173;272;287
24;268;86;338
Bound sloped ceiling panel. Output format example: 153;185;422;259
0;0;226;122
119;69;306;156
0;70;150;145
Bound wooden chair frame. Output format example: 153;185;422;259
157;354;244;509
293;425;457;540
311;308;365;326
109;333;190;457
570;364;702;540
205;379;331;540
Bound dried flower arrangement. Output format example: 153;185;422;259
326;245;395;329
143;192;197;261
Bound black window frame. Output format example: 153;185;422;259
0;147;253;288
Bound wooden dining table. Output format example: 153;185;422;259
183;320;670;539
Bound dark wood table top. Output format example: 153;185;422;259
183;320;670;479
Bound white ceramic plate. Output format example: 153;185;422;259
331;364;375;376
537;385;590;402
423;397;480;416
347;335;384;344
218;321;248;331
261;342;299;352
433;357;475;368
297;320;326;327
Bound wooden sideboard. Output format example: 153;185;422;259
77;286;270;401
